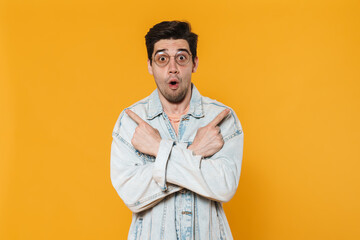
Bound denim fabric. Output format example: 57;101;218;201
111;84;244;240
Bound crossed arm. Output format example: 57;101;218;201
111;108;243;212
125;108;230;158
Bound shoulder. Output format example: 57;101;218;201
201;96;243;141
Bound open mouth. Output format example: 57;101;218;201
168;79;179;89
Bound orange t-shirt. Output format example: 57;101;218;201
165;105;190;135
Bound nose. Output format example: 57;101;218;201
168;57;179;74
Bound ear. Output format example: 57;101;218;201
147;59;153;75
192;56;199;73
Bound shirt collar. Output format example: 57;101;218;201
146;83;204;120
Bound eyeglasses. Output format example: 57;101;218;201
153;51;192;67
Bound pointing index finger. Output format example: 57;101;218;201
125;109;146;125
209;109;230;127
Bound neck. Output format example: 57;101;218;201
159;86;192;115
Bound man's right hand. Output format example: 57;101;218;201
125;109;162;157
187;109;230;158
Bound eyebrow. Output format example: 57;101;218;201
154;49;167;56
154;48;191;56
178;48;191;54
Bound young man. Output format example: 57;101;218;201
111;21;244;240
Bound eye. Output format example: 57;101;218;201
159;56;167;62
155;53;169;66
176;53;189;63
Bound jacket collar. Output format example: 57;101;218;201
146;83;204;120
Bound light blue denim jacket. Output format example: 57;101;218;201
111;84;244;240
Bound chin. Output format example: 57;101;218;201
166;96;185;103
165;92;186;103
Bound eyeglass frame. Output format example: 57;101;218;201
151;49;193;67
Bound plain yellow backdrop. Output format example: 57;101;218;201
1;0;359;239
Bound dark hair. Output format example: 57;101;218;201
145;21;198;64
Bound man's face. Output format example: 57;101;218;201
148;39;198;103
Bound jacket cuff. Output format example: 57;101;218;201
153;139;174;191
177;142;203;169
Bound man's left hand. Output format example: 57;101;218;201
126;109;162;157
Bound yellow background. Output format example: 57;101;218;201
1;0;359;239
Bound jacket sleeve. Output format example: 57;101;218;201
152;109;244;203
110;111;182;213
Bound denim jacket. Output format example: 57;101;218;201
111;84;244;240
